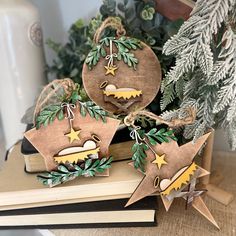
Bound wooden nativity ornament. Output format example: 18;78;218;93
24;80;120;187
82;17;161;114
121;108;219;229
23;17;219;229
126;127;219;229
81;17;219;228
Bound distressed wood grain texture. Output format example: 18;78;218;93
82;42;161;114
25;108;120;171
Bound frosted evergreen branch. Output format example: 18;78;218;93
213;69;236;113
213;29;236;113
163;16;201;55
161;0;236;149
163;36;190;56
207;28;236;85
207;60;231;85
197;42;213;76
160;83;176;110
229;2;236;22
201;0;231;35
226;99;236;121
175;77;185;99
160;109;179;121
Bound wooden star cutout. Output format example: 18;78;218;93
152;153;167;169
161;169;219;229
126;133;211;206
126;132;219;228
25;107;120;171
65;128;81;143
104;65;118;76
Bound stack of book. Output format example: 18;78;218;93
0;129;158;229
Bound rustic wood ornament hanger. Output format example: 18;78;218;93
25;107;120;171
123;109;219;229
24;79;120;187
25;106;119;171
82;17;162;115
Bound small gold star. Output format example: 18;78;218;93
152;153;167;169
104;65;118;76
65;128;81;143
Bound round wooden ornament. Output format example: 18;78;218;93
82;17;162;115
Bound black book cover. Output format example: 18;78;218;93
0;196;158;229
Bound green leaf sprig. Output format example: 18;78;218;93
131;142;148;172
37;157;113;187
85;41;106;69
35;84;108;129
80;101;107;122
130;127;177;172
85;36;142;70
35;105;64;129
145;128;177;145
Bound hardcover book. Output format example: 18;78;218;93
0;143;145;211
0;197;158;229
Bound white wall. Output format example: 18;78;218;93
0;0;102;157
30;0;102;65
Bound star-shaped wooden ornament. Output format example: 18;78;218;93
152;153;167;169
25;107;120;171
65;128;81;143
104;65;118;76
126;132;219;229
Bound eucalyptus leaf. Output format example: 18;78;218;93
70;68;79;77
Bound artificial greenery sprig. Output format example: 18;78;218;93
80;101;107;122
85;41;106;69
35;104;64;129
130;127;177;172
132;142;148;172
85;36;142;70
35;84;107;129
145;128;177;145
37;157;113;187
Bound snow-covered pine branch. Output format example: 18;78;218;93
161;0;236;149
213;29;236;114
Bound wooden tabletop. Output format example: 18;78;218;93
52;151;236;236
